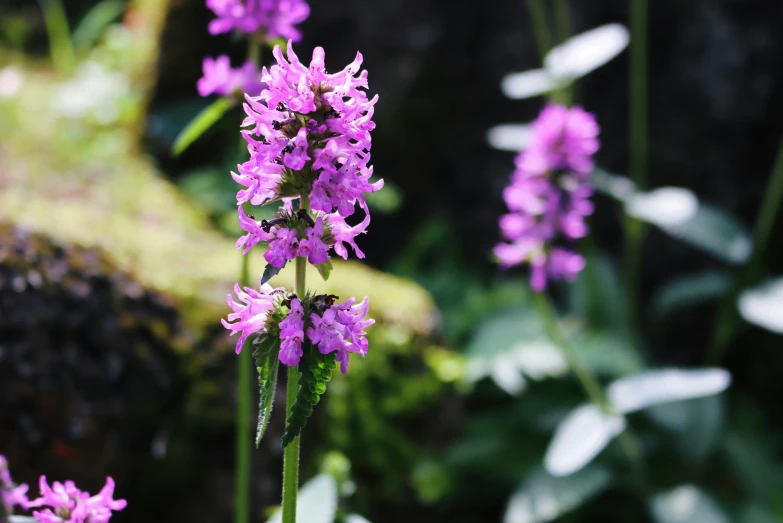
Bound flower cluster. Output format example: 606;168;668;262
25;477;126;523
236;41;382;229
222;281;373;374
494;104;599;291
1;455;28;516
198;56;264;99
206;0;310;40
198;0;309;100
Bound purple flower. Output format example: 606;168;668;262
221;281;282;353
305;296;373;374
494;104;599;291
326;211;370;260
0;455;29;515
197;56;264;99
278;298;305;365
26;476;126;523
264;227;299;268
236;206;275;254
206;0;310;40
241;41;382;216
298;217;329;265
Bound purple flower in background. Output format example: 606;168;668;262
26;476;126;523
206;0;310;41
198;56;264;99
0;455;29;516
221;281;282;353
494;104;599;291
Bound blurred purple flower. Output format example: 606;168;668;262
0;455;29;516
26;476;126;523
198;56;264;99
206;0;310;41
494;104;599;291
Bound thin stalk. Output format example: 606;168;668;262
534;292;643;466
38;0;76;75
526;0;552;64
234;254;252;523
233;39;261;523
282;194;310;523
625;0;649;329
708;137;783;363
553;0;571;44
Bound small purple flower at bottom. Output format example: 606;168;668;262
0;455;29;515
26;476;126;523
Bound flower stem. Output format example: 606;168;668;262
708;137;783;363
234;254;252;523
282;194;310;523
526;0;552;64
625;0;649;330
534;292;643;467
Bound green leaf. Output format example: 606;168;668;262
652;271;732;320
646;395;724;461
172;97;234;156
281;344;336;448
72;0;125;53
266;474;338;523
316;258;333;281
253;335;280;447
261;263;283;285
39;0;76;75
504;466;612;523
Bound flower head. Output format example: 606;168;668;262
198;56;264;99
222;280;283;353
26;476;126;523
206;0;310;40
494;104;599;291
278;297;305;365
0;455;29;516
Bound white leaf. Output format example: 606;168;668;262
487;123;532;152
491;360;527;396
738;277;783;334
649;485;729;523
266;475;338;523
545;24;630;80
345;515;372;523
544;404;625;477
607;368;731;415
504;466;612;523
626;187;699;227
501;69;560;99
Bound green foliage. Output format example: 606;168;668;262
173;97;235;156
262;263;284;285
316;259;333;281
253;335;280;447
72;0;125;54
282;344;337;448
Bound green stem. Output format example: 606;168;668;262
526;0;552;64
282;194;310;523
534;292;643;467
553;0;571;43
234;254;252;523
707;137;783;363
625;0;649;330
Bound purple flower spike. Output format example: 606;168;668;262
221;281;282;354
206;0;310;41
0;455;29;516
494;104;600;291
26;476;126;523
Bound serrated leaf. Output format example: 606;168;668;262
172;97;234;156
72;0;124;53
504;466;612;523
261;262;284;285
544;404;626;477
316;258;333;281
649;485;729;523
281;344;336;447
266;474;338;523
253;335;280;447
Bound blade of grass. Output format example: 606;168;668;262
172;97;235;156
